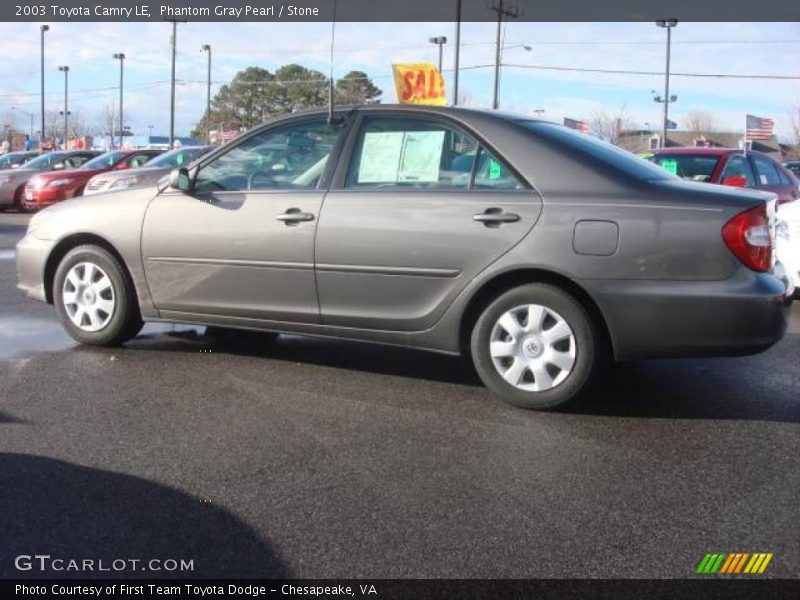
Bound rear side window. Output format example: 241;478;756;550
345;116;525;191
721;155;756;187
751;155;781;186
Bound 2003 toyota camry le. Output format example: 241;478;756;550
16;106;792;409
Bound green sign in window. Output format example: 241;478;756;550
660;158;678;175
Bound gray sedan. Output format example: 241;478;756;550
0;150;99;211
16;106;792;409
83;146;214;195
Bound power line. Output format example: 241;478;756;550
495;63;800;80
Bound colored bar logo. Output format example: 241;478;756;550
696;552;773;574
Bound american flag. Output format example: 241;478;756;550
564;118;590;134
221;130;239;141
745;114;774;140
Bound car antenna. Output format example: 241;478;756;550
327;0;342;126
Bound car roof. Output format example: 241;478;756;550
647;147;775;158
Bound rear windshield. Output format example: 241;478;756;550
516;120;675;181
644;153;721;182
22;152;67;169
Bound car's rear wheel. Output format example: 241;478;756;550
53;245;143;346
470;283;601;410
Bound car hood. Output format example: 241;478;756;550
27;186;157;241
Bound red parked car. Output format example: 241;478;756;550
643;147;799;204
22;149;162;210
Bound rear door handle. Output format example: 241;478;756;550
276;208;315;224
473;209;521;226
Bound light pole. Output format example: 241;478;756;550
655;19;678;148
148;124;154;138
165;18;186;149
428;36;447;73
201;44;212;144
58;66;69;149
453;0;461;105
11;107;34;142
113;53;125;149
40;24;49;151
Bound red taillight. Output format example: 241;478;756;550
722;203;774;272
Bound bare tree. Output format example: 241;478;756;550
45;109;62;141
96;104;118;137
788;104;800;160
68;110;89;139
590;105;633;145
686;110;717;137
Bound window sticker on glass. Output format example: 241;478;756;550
357;132;404;183
357;130;445;184
488;159;502;180
660;158;678;175
398;131;444;183
759;174;768;185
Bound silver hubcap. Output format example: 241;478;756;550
489;303;576;392
62;262;115;332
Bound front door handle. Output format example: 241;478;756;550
276;208;315;225
473;208;521;226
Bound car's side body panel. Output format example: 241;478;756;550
16;106;791;362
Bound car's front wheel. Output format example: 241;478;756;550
53;245;143;346
470;283;601;410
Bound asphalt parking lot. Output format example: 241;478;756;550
0;211;798;579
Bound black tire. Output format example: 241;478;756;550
12;186;27;213
53;245;143;346
470;283;602;410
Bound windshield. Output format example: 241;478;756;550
0;153;26;166
81;151;127;170
516;120;676;181
21;152;67;170
145;147;210;169
644;153;722;182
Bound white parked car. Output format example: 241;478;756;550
777;200;800;297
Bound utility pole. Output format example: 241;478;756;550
201;44;212;144
453;0;461;106
40;25;49;151
165;18;185;149
655;19;678;148
58;66;69;149
113;53;125;149
490;0;518;110
428;36;447;73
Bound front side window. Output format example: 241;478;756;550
345;117;479;190
81;151;126;170
721;155;756;186
194;119;339;193
751;155;781;186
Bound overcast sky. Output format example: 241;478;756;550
0;21;797;140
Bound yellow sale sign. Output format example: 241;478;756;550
392;63;447;106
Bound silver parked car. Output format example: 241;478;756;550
16;106;792;409
0;150;99;211
84;146;214;195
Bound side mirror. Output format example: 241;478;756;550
722;175;747;188
168;167;192;192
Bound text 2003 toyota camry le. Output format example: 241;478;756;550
16;106;792;409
